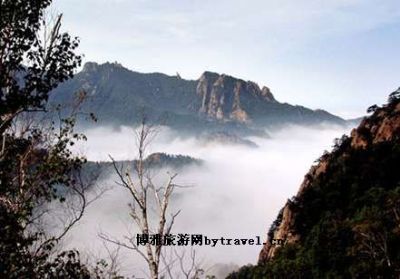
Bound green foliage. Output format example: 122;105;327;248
36;250;91;279
0;0;81;134
0;1;111;278
267;208;284;242
84;152;202;181
367;104;379;114
388;88;400;104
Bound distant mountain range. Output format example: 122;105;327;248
84;152;202;181
50;62;346;134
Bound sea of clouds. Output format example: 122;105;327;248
57;123;353;277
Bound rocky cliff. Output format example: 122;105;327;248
196;72;276;123
259;90;400;270
258;155;331;262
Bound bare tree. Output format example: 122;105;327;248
160;248;205;279
87;241;124;279
100;117;199;279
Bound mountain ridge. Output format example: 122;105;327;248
50;62;346;134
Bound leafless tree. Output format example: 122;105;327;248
100;116;202;279
86;241;124;279
160;248;205;279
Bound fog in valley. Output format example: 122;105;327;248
58;123;354;277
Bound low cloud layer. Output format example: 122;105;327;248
65;124;353;277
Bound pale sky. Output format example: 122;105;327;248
53;0;400;118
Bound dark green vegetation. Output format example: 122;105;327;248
50;62;345;135
228;93;400;278
0;1;120;277
135;152;202;169
84;152;202;180
200;131;259;148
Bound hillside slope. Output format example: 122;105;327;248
229;90;400;278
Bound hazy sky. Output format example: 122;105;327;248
53;0;400;118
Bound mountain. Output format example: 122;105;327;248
200;131;259;148
50;62;345;134
195;71;343;127
84;152;202;180
228;91;400;278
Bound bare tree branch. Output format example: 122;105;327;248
102;116;200;279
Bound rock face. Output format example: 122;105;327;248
259;158;329;261
259;96;400;263
350;102;400;148
196;72;276;123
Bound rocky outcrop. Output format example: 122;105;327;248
196;72;277;123
259;156;330;262
259;95;400;263
350;101;400;148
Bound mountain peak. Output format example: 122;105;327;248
261;86;276;102
82;61;99;72
196;71;277;123
199;71;220;80
82;61;126;73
